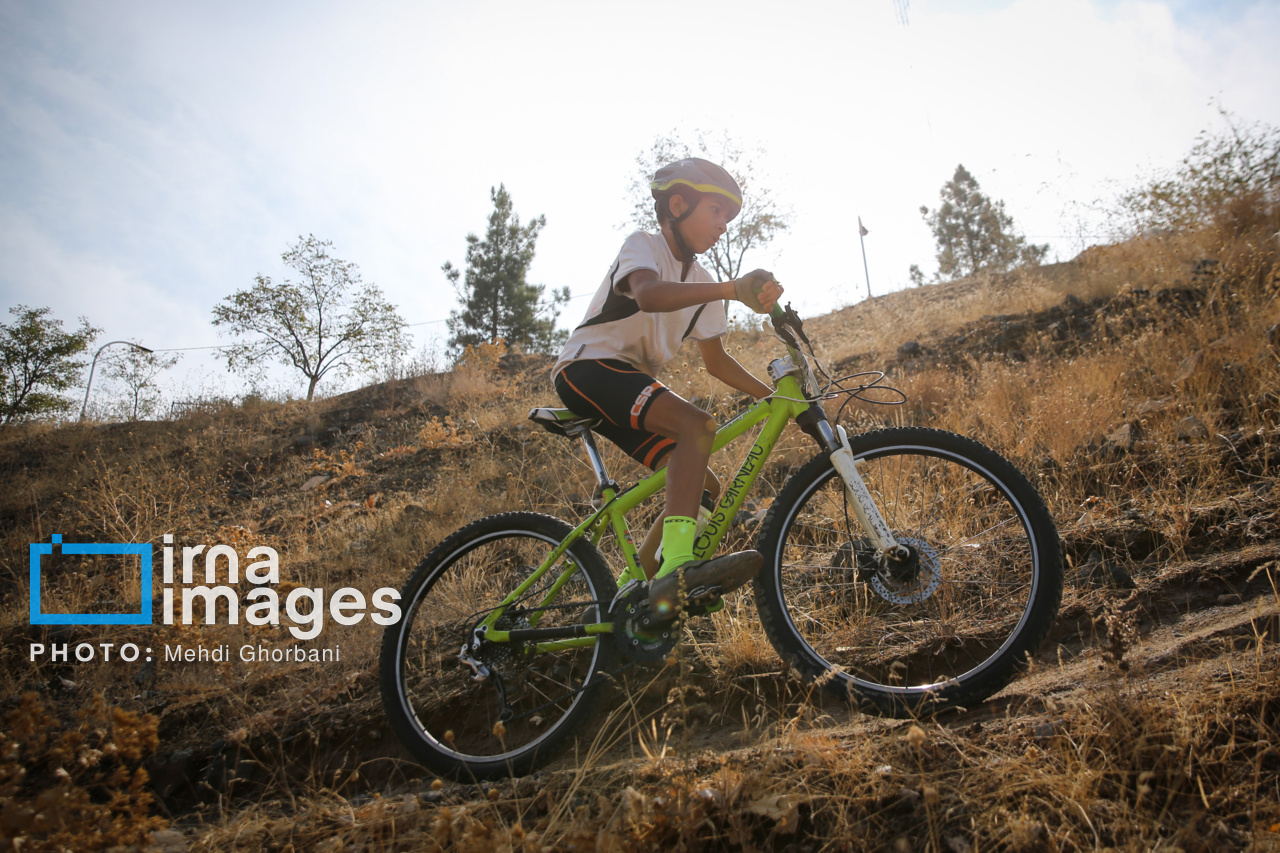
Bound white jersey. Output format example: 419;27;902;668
552;231;728;378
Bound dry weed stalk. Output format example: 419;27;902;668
3;154;1279;850
0;692;167;851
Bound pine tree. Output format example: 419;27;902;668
921;165;1048;280
445;185;568;356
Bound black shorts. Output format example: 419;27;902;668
554;359;676;470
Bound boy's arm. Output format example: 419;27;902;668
698;337;773;399
626;269;783;314
626;269;733;312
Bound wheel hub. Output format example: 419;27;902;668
871;537;942;604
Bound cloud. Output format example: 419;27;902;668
2;0;1278;400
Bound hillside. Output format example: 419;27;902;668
2;223;1279;851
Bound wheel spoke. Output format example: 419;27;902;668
757;429;1061;714
380;514;618;779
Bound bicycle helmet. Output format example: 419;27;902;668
650;158;743;221
650;158;742;261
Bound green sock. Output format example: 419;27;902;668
656;515;698;578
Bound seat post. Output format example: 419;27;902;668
567;424;616;494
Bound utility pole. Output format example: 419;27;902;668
858;217;872;300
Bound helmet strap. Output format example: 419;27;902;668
664;196;698;268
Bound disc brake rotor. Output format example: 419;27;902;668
871;536;942;604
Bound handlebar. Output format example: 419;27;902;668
764;301;906;409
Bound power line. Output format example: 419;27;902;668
145;291;594;352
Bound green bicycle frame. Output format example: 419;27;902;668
477;372;814;650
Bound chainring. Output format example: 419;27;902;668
609;586;679;663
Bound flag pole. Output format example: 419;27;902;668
858;217;871;300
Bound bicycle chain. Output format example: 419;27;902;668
464;594;676;727
489;656;644;728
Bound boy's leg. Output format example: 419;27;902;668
641;393;761;615
637;467;720;578
554;361;756;610
638;391;718;519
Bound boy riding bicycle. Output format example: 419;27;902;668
552;157;783;618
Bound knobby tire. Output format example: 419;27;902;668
379;512;617;780
755;427;1063;716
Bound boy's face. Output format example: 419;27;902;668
670;193;733;254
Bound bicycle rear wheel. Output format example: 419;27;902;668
756;427;1062;715
379;512;617;780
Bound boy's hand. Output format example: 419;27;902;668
733;269;783;313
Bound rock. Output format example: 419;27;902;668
1176;415;1210;440
1103;562;1136;589
148;748;197;798
1172;351;1208;391
1078;550;1135;589
1104;422;1140;453
144;829;189;853
1191;258;1219;284
1032;719;1068;739
1133;398;1173;417
301;475;330;491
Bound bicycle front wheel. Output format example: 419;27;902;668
756;427;1062;715
380;512;618;780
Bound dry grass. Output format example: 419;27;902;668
3;178;1279;849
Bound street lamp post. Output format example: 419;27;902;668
80;341;153;421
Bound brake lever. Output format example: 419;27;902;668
770;302;811;349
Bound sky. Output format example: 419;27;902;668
2;0;1278;405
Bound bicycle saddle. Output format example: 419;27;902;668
528;407;601;438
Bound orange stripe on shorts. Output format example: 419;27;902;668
561;374;614;422
643;437;675;469
595;360;642;374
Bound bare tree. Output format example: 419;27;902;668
212;235;408;400
102;343;181;420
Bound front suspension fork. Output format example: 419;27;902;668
805;414;909;563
